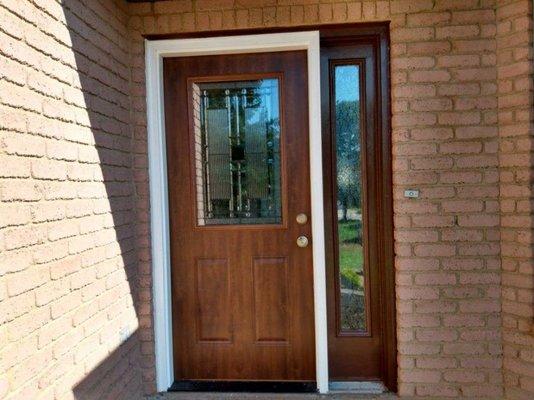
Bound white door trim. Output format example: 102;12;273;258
145;31;328;393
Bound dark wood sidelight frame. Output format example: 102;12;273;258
146;22;395;392
320;26;395;391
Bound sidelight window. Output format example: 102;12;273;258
333;64;368;333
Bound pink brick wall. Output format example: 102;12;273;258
496;1;534;399
1;0;533;399
0;0;145;399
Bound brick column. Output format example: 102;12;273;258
496;1;534;399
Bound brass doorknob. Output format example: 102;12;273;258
296;236;309;248
296;213;308;224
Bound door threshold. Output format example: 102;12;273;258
328;381;386;394
169;380;317;393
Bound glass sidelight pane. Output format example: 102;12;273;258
333;65;367;332
192;79;282;225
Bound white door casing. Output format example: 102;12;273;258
144;31;328;393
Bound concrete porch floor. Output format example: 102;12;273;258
149;393;399;399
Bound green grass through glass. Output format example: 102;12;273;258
337;219;366;331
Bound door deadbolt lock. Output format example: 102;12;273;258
296;213;308;225
296;235;309;248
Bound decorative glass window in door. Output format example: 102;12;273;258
191;78;282;225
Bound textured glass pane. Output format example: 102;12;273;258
334;65;366;332
192;79;282;225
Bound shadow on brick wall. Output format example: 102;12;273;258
59;1;149;399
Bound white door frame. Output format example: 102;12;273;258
145;31;328;393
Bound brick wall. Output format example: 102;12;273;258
1;0;532;399
496;1;534;399
0;0;144;399
127;0;509;398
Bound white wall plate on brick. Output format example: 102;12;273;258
404;189;420;198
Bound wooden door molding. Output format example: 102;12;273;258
326;57;373;339
185;71;290;232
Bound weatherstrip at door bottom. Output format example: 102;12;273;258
169;380;317;393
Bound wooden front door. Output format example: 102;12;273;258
163;51;316;385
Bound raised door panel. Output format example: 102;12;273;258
252;257;289;343
195;258;232;342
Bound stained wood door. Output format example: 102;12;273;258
163;51;316;384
